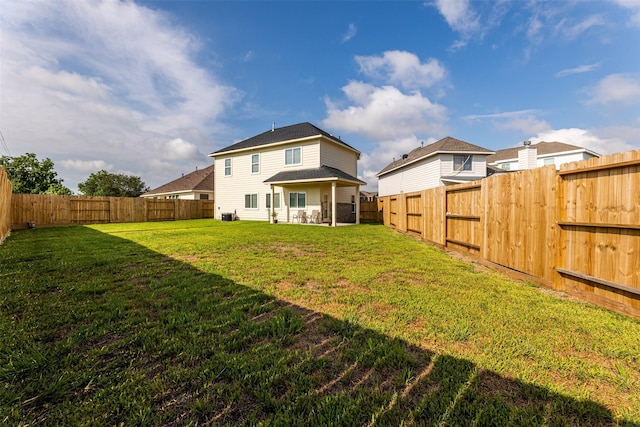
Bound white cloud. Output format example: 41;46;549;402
0;0;237;191
59;159;114;173
610;0;640;26
355;51;447;90
556;63;600;77
324;82;447;141
161;138;203;161
342;23;357;42
324;49;449;190
586;73;640;106
464;110;551;134
433;0;480;47
555;15;605;40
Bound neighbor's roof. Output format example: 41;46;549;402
142;164;214;196
376;136;494;177
486;141;600;163
264;165;366;186
210;122;359;156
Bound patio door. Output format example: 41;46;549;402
322;193;331;222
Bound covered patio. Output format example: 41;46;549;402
264;165;366;227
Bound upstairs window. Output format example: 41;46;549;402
453;154;472;171
251;154;260;173
224;158;232;176
285;147;301;165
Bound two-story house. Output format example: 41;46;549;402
486;141;600;171
209;122;365;226
376;136;495;197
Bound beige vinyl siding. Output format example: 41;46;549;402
320;140;361;204
320;141;358;176
378;156;441;196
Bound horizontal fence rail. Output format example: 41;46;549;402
10;195;215;229
378;149;640;319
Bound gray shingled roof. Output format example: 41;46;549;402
377;136;494;176
142;164;214;196
211;122;358;155
264;165;366;185
486;141;595;163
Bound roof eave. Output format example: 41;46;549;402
377;150;494;177
209;134;360;158
266;177;365;186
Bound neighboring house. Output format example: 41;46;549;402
141;164;214;200
376;136;495;197
486;141;600;171
360;190;378;202
209;122;365;226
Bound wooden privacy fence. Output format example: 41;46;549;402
379;149;640;319
11;195;215;230
0;167;11;242
359;200;382;223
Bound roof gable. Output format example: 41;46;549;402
143;164;214;196
377;136;494;176
211;122;358;156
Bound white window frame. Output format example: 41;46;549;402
289;192;306;209
266;193;281;209
285;147;302;166
543;157;555;166
224;158;232;176
244;193;258;209
251;153;260;174
453;154;472;171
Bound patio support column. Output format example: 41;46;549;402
331;182;336;227
270;185;275;224
355;184;360;225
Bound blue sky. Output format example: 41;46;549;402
1;0;639;192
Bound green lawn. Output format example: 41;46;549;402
1;219;639;426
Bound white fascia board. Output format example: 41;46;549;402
142;190;194;197
537;148;600;158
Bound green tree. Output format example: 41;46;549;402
0;153;72;194
44;183;73;195
78;170;149;197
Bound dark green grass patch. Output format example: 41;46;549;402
1;220;639;425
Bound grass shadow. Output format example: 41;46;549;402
0;226;635;426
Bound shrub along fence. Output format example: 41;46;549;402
11;195;215;230
378;149;640;319
0;167;11;242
